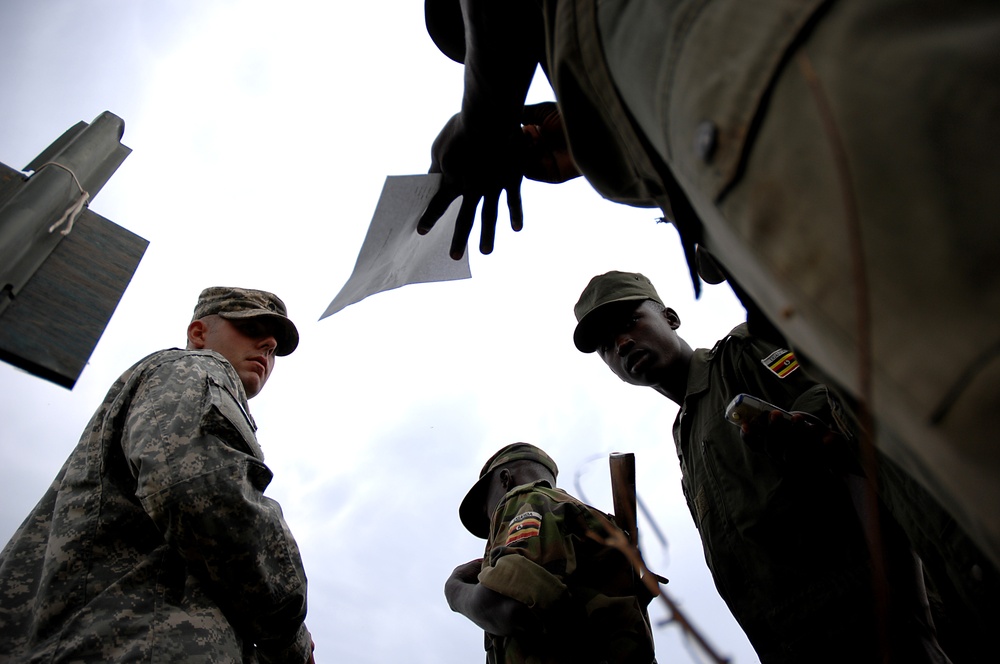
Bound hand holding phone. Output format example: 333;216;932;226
724;393;793;429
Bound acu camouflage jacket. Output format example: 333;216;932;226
0;349;312;664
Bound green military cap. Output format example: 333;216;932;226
425;0;465;64
573;271;664;353
192;286;299;356
460;443;559;539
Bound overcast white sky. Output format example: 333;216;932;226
0;2;758;662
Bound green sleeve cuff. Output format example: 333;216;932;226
478;554;568;610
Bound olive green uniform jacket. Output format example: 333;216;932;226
674;324;946;663
0;349;312;663
477;482;655;664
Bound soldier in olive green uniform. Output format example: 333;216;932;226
446;443;655;663
573;271;950;663
418;0;1000;574
0;288;314;664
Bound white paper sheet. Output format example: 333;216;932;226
320;174;470;319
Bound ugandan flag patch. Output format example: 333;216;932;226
505;511;542;545
762;348;799;378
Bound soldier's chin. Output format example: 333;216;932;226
241;372;264;398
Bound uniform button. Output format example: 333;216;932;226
971;564;983;582
695;121;718;163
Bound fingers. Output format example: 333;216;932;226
507;180;524;232
417;187;459;236
479;191;499;255
450;195;480;260
421;181;523;258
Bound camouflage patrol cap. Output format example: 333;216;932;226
573;271;664;353
460;443;559;539
192;287;299;356
425;0;465;64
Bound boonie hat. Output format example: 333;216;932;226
460;443;558;539
573;271;663;353
192;287;300;356
425;0;465;64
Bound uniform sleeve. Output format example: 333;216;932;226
734;333;852;433
123;356;311;664
730;334;859;472
477;490;589;623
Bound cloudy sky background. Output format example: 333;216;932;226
0;2;758;661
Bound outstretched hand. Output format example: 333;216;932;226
417;113;524;260
416;101;581;260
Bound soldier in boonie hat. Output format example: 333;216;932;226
459;442;558;538
447;442;656;662
192;286;299;356
573;271;663;354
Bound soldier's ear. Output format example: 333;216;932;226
187;319;208;349
499;468;513;491
664;307;681;330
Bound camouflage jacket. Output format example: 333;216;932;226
477;482;655;664
0;349;312;664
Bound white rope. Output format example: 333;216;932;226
35;161;90;235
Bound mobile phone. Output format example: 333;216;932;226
724;393;793;428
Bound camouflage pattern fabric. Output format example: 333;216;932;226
674;324;947;663
477;481;655;664
0;349;312;663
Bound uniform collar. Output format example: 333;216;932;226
683;323;749;400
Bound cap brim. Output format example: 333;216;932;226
573;313;603;354
459;472;494;539
573;296;650;353
220;311;300;356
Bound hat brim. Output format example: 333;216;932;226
220;311;300;356
459;471;494;539
573;296;650;353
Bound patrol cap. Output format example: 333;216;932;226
425;0;465;64
192;287;299;356
460;443;559;539
573;271;664;353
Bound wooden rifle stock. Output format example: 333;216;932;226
609;452;638;546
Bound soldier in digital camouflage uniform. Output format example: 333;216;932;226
0;287;314;664
446;443;656;664
574;271;952;664
417;0;1000;580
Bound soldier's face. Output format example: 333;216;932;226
198;317;278;398
594;300;683;388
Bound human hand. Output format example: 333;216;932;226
444;558;484;610
417;113;524;259
520;102;580;184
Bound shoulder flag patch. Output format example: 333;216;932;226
762;349;799;378
505;511;542;545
